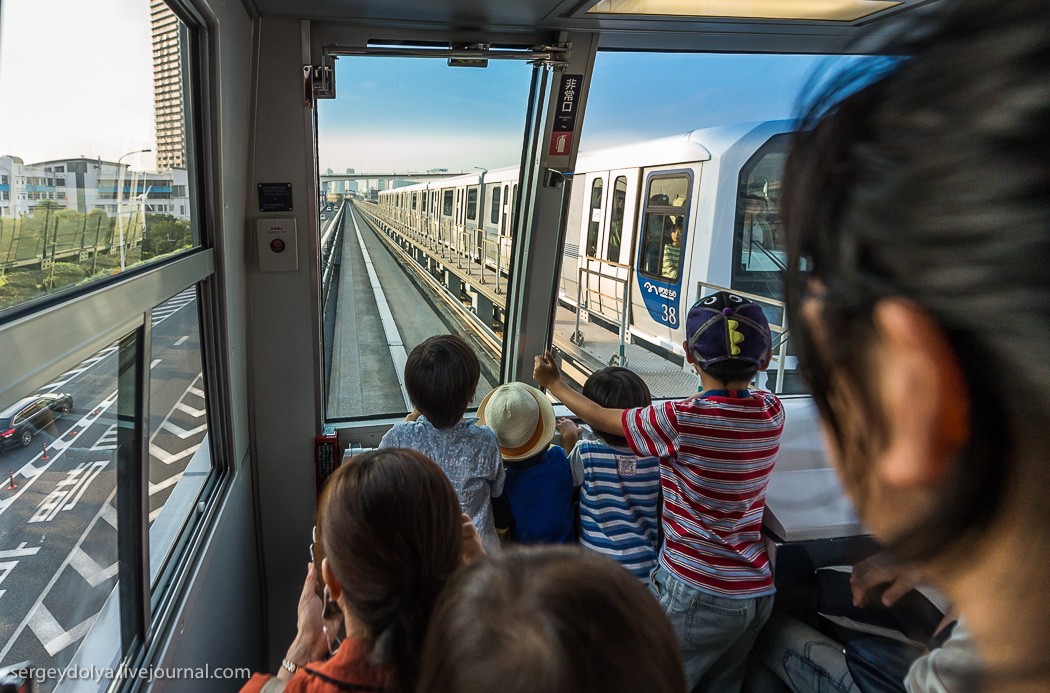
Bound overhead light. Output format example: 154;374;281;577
585;0;901;22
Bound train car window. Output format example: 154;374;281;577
587;179;603;258
0;0;227;680
502;184;510;231
731;134;790;303
490;185;501;225
318;57;531;420
0;1;199;319
467;186;479;222
607;176;627;262
148;285;214;587
639;175;690;282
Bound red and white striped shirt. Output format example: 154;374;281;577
623;390;784;598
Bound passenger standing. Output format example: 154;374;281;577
559;367;661;580
534;290;784;691
477;382;577;544
379;334;505;553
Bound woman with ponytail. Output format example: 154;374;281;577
241;448;468;693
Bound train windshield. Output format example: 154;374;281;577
318;56;533;421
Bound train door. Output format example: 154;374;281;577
630;170;693;350
578;173;608;318
592;170;637;326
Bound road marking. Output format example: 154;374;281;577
30;460;109;524
149;507;163;523
174;335;189;346
150;359;162;369
175;401;206;418
91;424;118;451
28;604;98;656
149;443;197;466
161;421;207;439
0;488;116;663
188;386;205;398
148;472;183;495
69;547;118;588
100;504;117;529
0;543;41;560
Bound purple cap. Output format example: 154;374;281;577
685;291;772;367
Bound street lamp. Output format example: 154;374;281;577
115;148;151;270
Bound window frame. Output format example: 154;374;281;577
636;171;692;283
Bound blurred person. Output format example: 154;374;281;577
416;545;686;693
781;0;1050;687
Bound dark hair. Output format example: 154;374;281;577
583;367;652;446
417;546;686;693
319;448;462;693
700;360;759;386
782;0;1050;560
404;334;480;428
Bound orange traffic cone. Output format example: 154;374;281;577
7;471;16;490
41;442;50;461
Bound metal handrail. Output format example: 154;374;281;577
573;256;631;368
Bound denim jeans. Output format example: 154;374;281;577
752;611;859;693
649;565;775;692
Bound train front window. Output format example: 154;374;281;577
639;174;689;282
731;134;789;302
318;56;532;420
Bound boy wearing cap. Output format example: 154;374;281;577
534;291;784;692
478;382;579;544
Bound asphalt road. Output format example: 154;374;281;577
0;289;207;690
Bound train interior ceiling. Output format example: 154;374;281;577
0;0;943;689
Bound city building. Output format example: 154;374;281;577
151;0;187;171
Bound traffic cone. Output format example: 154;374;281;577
7;471;16;490
41;442;50;460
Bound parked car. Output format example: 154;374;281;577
0;393;74;451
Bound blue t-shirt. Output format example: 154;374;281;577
503;446;575;544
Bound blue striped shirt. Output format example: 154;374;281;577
570;431;661;580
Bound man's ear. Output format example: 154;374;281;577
871;299;970;488
321;557;343;602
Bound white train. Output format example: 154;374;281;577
378;119;793;364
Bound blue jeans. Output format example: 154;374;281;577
752;611;859;693
649;565;774;692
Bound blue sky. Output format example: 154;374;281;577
318;52;870;174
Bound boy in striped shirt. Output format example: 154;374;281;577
534;291;784;691
559;367;661;580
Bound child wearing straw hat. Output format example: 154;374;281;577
478;382;578;544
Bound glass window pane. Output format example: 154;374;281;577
319;57;532;420
147;286;211;585
640;175;689;281
586;179;603;258
0;339;122;687
607;176;627;262
0;0;199;316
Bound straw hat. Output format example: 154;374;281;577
477;382;556;461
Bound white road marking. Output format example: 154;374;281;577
91;424;118;451
161;421;207;439
148;507;163;523
0;544;41;560
30;460;109;524
150;358;162;369
69;547;118;588
0;488;116;662
148;472;183;495
174;335;189;346
175;401;206;418
149;443;198;466
100;504;117;529
28;603;98;656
